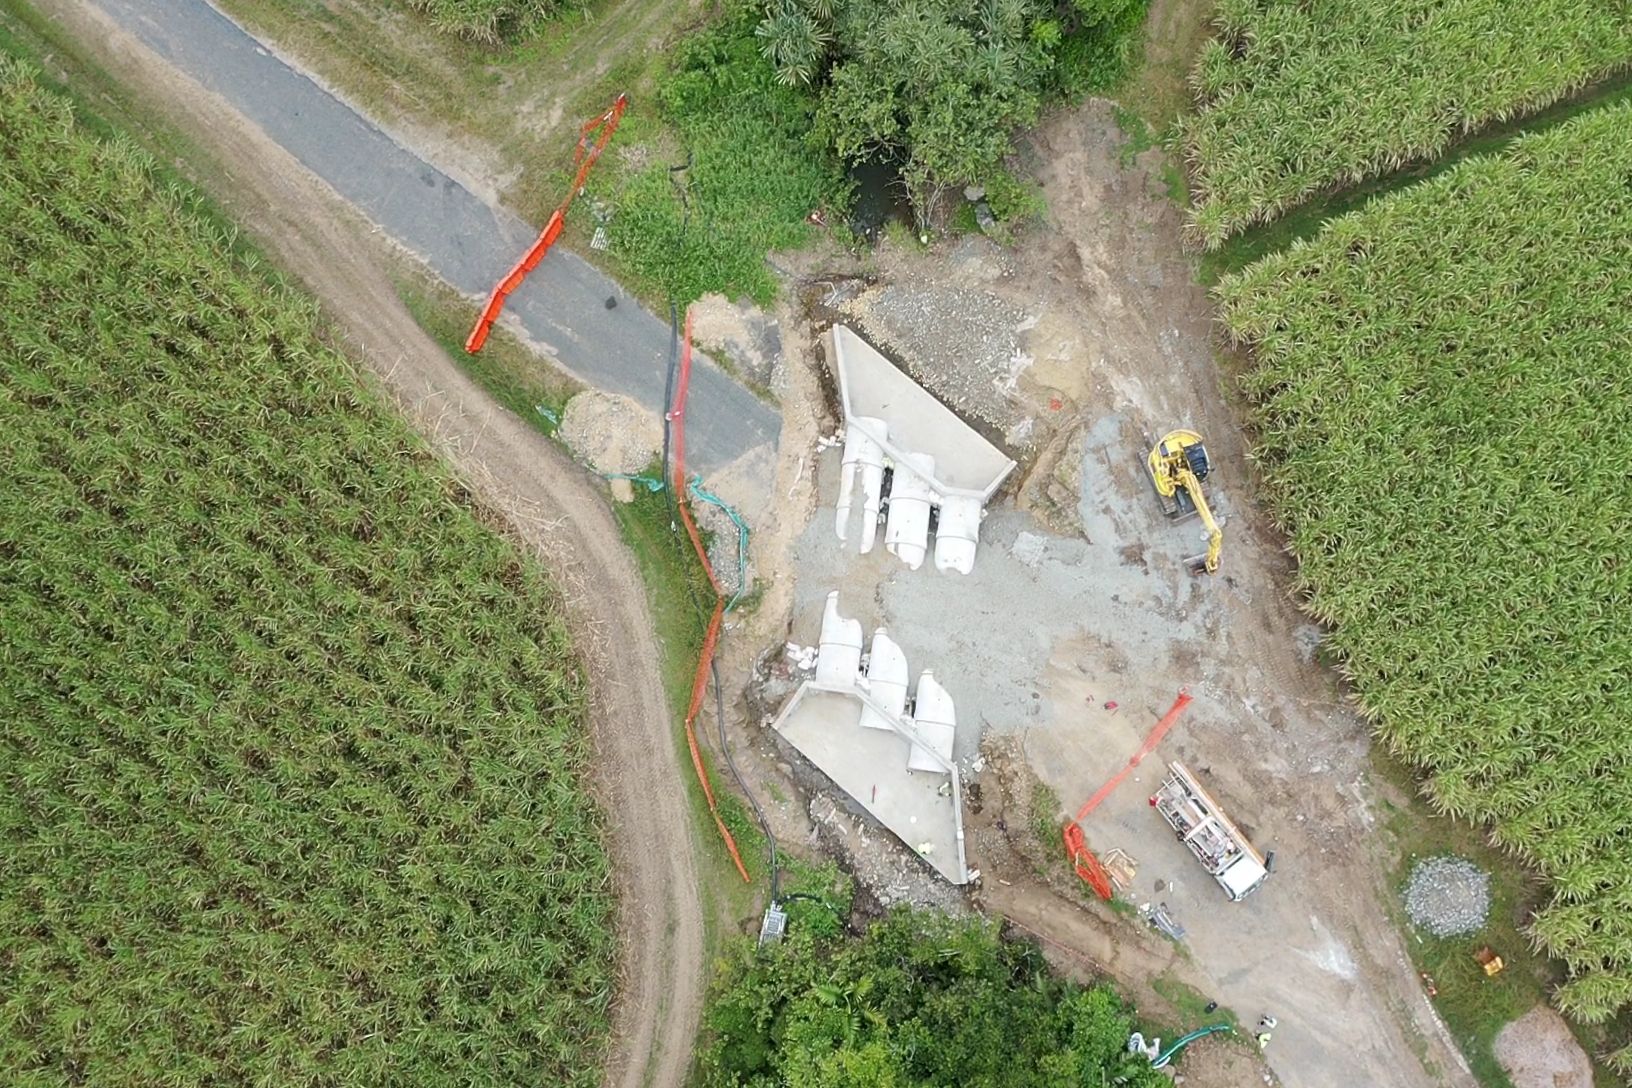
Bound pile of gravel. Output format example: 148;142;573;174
1404;856;1491;937
846;284;1031;432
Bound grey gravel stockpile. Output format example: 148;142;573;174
1405;856;1491;937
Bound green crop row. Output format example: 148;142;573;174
1216;103;1632;1057
404;0;585;44
0;59;614;1087
1180;0;1632;246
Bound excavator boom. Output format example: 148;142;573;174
1176;468;1223;574
1147;429;1223;575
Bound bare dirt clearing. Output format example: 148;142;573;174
27;5;707;1086
734;99;1483;1088
559;390;663;475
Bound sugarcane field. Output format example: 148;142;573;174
2;1;1629;1087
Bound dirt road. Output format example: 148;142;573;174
28;4;706;1085
82;0;777;478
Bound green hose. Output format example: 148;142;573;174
1153;1023;1233;1068
687;475;751;611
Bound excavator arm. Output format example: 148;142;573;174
1176;467;1223;575
1147;429;1223;575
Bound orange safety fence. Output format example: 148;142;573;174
1062;689;1192;900
1073;690;1192;822
1062;824;1114;900
465;93;628;354
670;309;751;883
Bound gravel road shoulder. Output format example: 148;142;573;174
29;4;707;1085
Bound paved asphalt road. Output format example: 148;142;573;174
92;0;779;475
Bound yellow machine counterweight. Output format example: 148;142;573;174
1147;429;1223;575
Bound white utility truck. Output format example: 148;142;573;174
1150;762;1268;901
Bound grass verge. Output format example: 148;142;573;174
396;271;581;428
1150;974;1239;1035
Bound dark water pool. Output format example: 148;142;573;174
847;157;912;239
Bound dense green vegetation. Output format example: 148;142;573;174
0;60;614;1087
1216;104;1632;1062
599;3;847;306
700;908;1166;1086
1181;0;1632;246
597;0;1150;304
759;0;1148;227
405;0;585;44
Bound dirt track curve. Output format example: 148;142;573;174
30;3;707;1085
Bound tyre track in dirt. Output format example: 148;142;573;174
28;4;706;1086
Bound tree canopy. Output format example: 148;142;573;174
757;0;1148;226
698;908;1166;1087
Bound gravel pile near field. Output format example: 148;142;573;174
1404;856;1491;936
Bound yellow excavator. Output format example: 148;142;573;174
1147;429;1222;575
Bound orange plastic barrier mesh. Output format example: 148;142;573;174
1073;690;1192;822
670;310;750;883
1062;823;1114;900
465;93;627;354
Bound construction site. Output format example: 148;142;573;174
686;102;1474;1087
30;0;1603;1082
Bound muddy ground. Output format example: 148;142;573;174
724;101;1484;1088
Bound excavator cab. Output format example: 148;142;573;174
1147;429;1223;575
1182;441;1210;482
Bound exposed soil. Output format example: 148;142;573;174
731;98;1483;1088
1169;1034;1276;1088
32;5;708;1086
559;389;664;475
1013;101;1475;1088
690;291;783;391
965;737;1196;1014
1493;1007;1593;1088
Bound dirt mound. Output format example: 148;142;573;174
1493;1007;1591;1088
1169;1033;1271;1087
559;390;662;476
